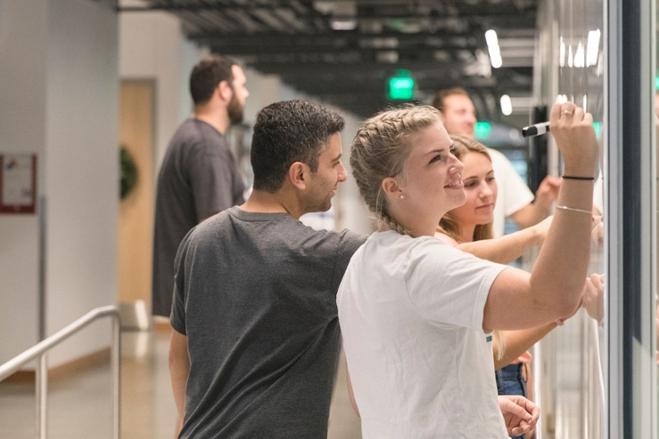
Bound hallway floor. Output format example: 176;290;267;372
0;328;362;438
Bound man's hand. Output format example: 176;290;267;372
582;273;605;323
591;215;604;247
510;178;560;229
498;395;540;437
535;176;561;210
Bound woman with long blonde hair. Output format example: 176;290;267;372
437;135;555;439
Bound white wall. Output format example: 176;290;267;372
0;0;49;364
45;0;118;366
0;0;118;366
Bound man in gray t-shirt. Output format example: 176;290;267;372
152;55;249;317
169;100;364;438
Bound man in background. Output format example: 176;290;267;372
433;87;560;237
152;54;249;317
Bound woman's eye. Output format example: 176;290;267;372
430;155;443;163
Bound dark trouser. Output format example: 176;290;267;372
496;363;527;439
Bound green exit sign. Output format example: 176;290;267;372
474;121;492;140
387;70;415;100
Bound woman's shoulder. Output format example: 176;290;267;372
434;231;459;247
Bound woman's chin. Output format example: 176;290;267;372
476;215;494;225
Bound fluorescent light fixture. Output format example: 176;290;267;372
559;37;566;67
582;94;588;111
574;42;585;68
567;44;574;68
485;29;502;68
586;29;601;67
500;94;512;116
330;18;357;30
376;50;399;63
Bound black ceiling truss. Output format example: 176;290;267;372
118;0;537;118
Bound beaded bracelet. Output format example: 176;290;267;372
562;175;595;181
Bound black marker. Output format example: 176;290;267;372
521;121;550;137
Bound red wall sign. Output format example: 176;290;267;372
0;154;37;214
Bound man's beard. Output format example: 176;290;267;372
227;93;244;125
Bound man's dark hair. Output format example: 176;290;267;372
189;54;238;105
251;100;345;192
431;87;471;112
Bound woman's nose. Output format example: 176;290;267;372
448;157;464;174
479;182;493;197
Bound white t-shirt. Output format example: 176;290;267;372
337;231;509;438
489;148;534;238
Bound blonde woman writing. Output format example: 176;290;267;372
338;103;598;438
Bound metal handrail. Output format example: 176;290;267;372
0;305;121;439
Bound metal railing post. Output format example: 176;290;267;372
112;316;121;439
36;354;48;439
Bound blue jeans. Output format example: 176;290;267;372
496;363;527;439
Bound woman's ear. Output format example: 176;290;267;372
381;176;401;198
287;162;307;190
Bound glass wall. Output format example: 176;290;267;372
607;0;656;437
533;0;606;437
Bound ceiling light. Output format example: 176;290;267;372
330;18;357;31
586;29;601;67
376;51;399;63
574;42;585;68
485;29;502;68
500;94;512;116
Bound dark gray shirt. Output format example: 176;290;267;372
171;207;364;439
152;119;245;317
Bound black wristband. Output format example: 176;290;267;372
562;175;595;181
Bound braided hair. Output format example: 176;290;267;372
350;105;442;236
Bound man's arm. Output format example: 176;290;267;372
510;176;561;229
169;329;190;436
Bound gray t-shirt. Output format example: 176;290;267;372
171;207;364;439
152;118;245;317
